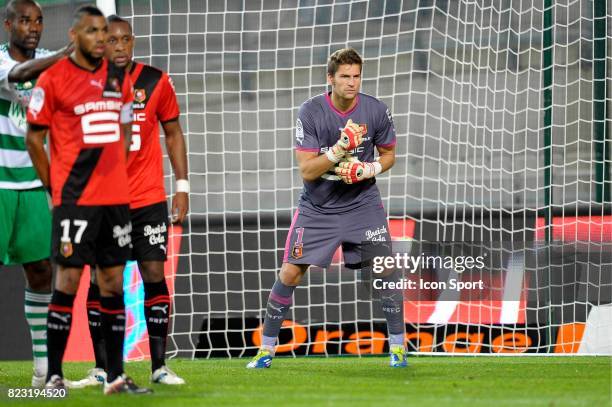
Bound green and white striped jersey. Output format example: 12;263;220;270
0;43;53;190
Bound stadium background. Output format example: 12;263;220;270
0;0;610;361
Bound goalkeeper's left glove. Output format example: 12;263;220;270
334;158;382;184
325;119;364;163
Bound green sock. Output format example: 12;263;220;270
25;288;52;375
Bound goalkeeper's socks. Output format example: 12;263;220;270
262;280;296;349
100;295;126;383
379;272;406;344
46;290;75;381
389;334;406;348
24;288;51;376
143;280;170;372
86;283;107;370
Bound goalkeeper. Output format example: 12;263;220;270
247;48;404;369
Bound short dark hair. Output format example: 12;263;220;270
72;4;104;28
107;14;132;34
5;0;40;21
327;48;363;76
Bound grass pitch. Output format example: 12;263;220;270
0;356;610;406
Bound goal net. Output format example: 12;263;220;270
112;0;611;357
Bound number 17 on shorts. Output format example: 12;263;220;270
51;205;132;268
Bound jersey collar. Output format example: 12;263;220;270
68;56;104;73
325;92;360;118
129;61;140;74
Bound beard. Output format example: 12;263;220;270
78;44;103;67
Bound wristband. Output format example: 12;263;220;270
176;179;189;193
372;161;382;177
325;147;342;163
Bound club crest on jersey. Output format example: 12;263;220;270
291;243;303;259
291;227;304;259
60;241;73;258
110;78;120;91
103;77;122;98
134;89;147;103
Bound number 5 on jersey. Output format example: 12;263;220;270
130;112;146;151
130;123;141;151
81;112;120;144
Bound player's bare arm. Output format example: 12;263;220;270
24;123;49;189
162;118;189;223
376;144;395;172
296;150;336;182
8;42;72;82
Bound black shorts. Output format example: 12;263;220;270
52;204;131;268
130;201;169;262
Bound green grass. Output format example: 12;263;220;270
0;357;610;406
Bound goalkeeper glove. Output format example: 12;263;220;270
335;158;382;184
325;119;364;163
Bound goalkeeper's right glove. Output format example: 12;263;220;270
335;158;382;184
325;119;364;163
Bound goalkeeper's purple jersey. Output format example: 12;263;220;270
295;92;396;213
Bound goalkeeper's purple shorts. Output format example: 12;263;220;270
282;202;391;269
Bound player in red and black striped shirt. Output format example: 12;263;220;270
25;6;150;394
76;14;189;387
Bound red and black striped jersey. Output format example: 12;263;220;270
27;57;133;206
127;62;180;209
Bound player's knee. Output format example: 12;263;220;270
138;261;165;283
23;260;52;291
97;268;124;296
55;267;83;294
279;263;307;286
99;279;123;297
